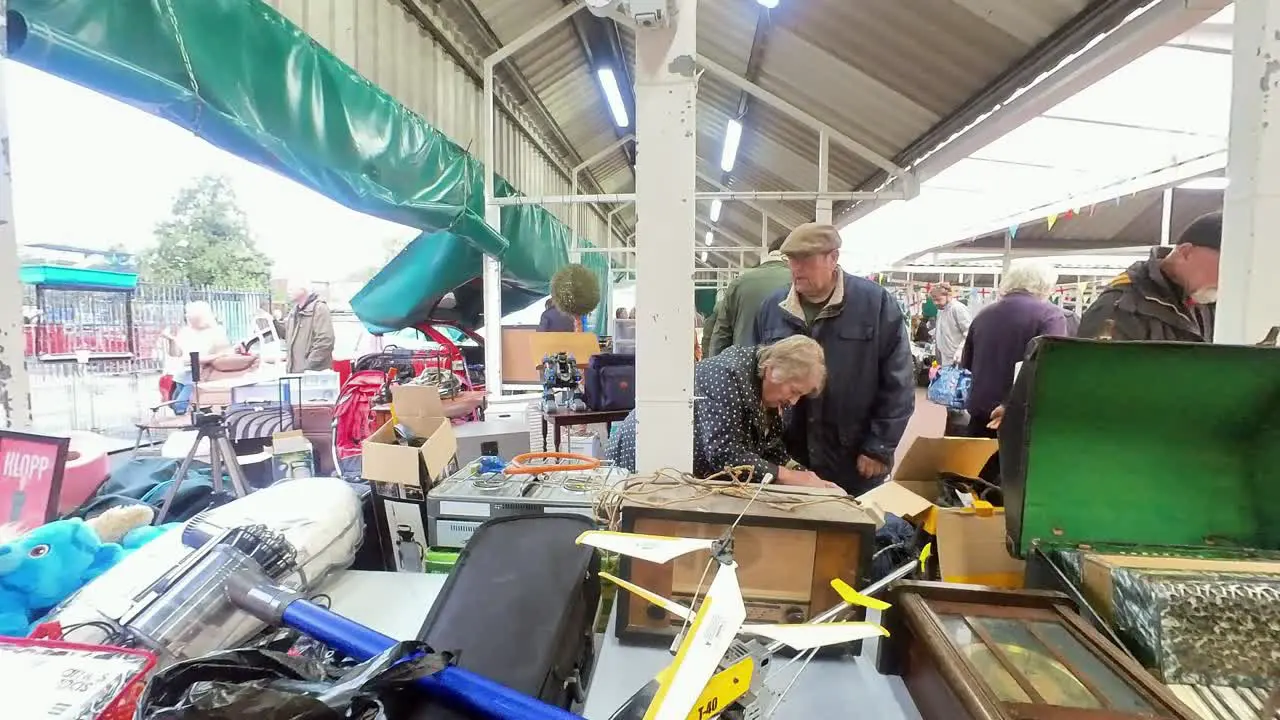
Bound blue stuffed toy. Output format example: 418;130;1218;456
0;505;176;637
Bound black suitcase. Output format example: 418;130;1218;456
402;514;600;718
585;353;635;411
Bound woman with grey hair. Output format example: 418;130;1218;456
607;336;839;489
959;260;1067;438
161;301;232;413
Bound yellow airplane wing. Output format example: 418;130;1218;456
740;620;888;650
830;578;891;611
577;530;717;564
601;571;694;621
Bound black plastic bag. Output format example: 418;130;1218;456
136;641;450;720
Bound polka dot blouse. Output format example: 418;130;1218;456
607;345;790;480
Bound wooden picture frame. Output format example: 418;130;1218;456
0;430;71;530
877;581;1198;720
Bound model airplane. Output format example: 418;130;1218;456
578;529;891;720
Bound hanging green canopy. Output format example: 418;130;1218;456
695;288;719;318
8;0;609;331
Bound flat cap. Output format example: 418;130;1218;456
1179;211;1222;251
780;223;842;256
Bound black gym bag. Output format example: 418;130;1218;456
400;514;601;719
585;353;636;411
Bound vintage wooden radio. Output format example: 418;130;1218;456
878;582;1200;720
613;481;877;642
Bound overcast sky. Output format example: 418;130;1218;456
6;61;419;283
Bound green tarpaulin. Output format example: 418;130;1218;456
695;288;718;318
9;0;609;331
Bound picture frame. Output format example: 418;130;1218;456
0;430;71;530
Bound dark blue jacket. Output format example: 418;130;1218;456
960;292;1068;419
751;273;915;494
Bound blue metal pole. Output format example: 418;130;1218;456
278;597;584;720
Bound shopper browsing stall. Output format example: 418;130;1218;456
285;281;336;372
960;261;1067;438
750;223;915;495
1078;211;1221;342
929;283;971;367
607;336;838;489
161;301;232;413
709;235;792;356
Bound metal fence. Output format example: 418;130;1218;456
23;282;269;445
27;358;162;447
24;282;269;361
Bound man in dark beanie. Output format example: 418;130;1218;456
1078;211;1221;342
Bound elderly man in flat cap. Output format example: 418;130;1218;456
750;223;915;495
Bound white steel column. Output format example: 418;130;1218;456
0;11;32;430
633;1;697;473
1217;0;1280;345
1002;229;1014;277
482;55;504;397
481;3;583;399
1159;187;1174;246
815;131;832;224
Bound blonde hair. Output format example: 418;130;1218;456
1000;260;1058;298
185;300;215;325
758;335;827;394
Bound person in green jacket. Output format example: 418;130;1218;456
701;304;720;359
710;235;792;356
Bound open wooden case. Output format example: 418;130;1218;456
999;337;1280;689
878;582;1199;720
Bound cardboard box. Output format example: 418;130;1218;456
856;437;1024;588
271;430;314;480
361;385;458;487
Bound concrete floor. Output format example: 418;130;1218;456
895;388;946;468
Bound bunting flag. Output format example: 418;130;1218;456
978;287;991;298
1047;213;1059;231
1008;225;1019;240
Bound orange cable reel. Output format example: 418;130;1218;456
504;451;601;475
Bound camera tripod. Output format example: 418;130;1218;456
156;410;251;523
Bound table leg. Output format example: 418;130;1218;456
554;421;563;453
541;417;549;452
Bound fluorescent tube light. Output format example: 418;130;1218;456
710;199;722;222
704;231;714;246
700;251;709;263
597;68;630;129
758;0;780;7
721;119;743;173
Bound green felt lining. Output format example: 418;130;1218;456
1020;340;1280;556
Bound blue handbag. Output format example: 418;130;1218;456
927;365;972;410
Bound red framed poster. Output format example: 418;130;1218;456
0;430;70;530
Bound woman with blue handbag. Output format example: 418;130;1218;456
925;283;973;433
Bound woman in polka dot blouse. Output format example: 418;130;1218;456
607;335;839;489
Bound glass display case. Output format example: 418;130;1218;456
877;582;1198;720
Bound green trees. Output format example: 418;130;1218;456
140;175;272;288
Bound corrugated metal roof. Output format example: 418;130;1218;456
953;185;1224;253
845;9;1233;270
438;0;1111;265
